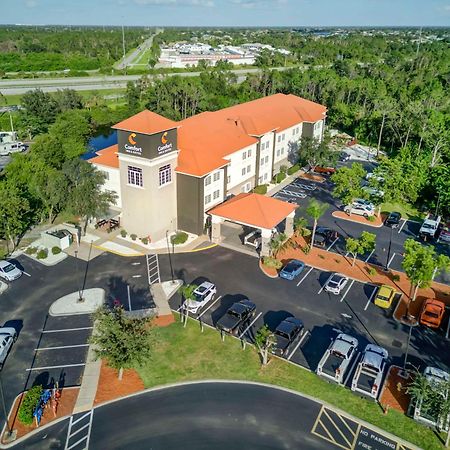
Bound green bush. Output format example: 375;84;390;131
392;274;401;281
18;385;43;425
171;231;188;245
120;229;127;238
273;172;286;184
287;164;300;175
51;246;61;255
130;234;137;241
301;244;311;254
262;256;283;269
253;184;268;195
25;246;37;255
36;249;48;260
280;165;288;174
367;267;377;276
367;215;376;222
141;237;149;245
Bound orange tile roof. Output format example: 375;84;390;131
89;144;119;169
175;93;326;176
208;193;297;229
112;110;177;135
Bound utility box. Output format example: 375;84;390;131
40;229;73;250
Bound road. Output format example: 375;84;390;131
0;66;293;96
13;382;414;450
114;28;163;70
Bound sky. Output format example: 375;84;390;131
2;0;450;27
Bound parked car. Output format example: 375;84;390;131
313;166;336;175
374;285;396;309
324;273;349;295
362;186;385;198
316;333;359;384
313;227;338;248
339;152;351;162
244;230;262;249
0;260;22;282
279;259;305;281
366;172;385;183
183;281;217;314
272;317;304;356
420;299;446;329
385;211;402;228
419;214;441;240
351;344;388;400
216;299;256;335
0;327;17;368
353;198;374;207
344;203;375;218
412;366;450;430
438;223;450;245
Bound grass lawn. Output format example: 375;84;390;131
381;201;424;222
137;318;444;449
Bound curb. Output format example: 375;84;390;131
92;244;144;257
332;211;384;228
21;251;68;267
258;259;279;279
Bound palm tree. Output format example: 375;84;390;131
306;199;328;252
178;283;198;327
268;233;290;257
293;217;310;237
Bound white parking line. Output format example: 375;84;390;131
387;252;396;269
398;219;407;234
131;262;141;266
364;286;378;311
197;295;222;319
297;267;313;286
318;274;333;294
27;363;86;371
23;271;31;277
287;330;309;361
326;237;339;251
238;312;262;339
132;274;142;278
35;344;89;351
364;249;375;263
340;280;355;303
42;327;93;333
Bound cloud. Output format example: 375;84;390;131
228;0;287;9
133;0;214;6
25;0;38;7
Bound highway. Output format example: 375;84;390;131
0;66;293;96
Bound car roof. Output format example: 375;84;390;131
330;273;347;281
424;298;445;308
276;317;303;333
286;259;303;266
0;260;13;269
230;299;254;313
378;285;394;296
425;366;450;383
195;281;215;292
388;212;401;218
333;333;358;352
363;344;388;368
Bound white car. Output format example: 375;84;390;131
0;327;17;368
324;273;349;295
362;186;385;198
0;260;23;281
183;281;217;314
344;203;375;218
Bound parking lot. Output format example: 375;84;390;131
164;246;450;387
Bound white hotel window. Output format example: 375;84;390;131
264;173;268;181
213;189;220;200
227;175;231;184
247;165;251;173
241;168;246;176
277;135;281;143
213;172;220;182
264;155;269;164
242;151;247;160
205;175;211;186
248;149;252;157
260;157;264;166
159;164;172;187
127;166;143;187
204;194;211;205
102;170;110;181
276;149;280;157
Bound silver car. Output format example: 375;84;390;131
0;260;22;281
324;273;349;295
0;327;17;368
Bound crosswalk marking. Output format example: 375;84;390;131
65;410;94;450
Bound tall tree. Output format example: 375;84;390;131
90;305;153;380
178;283;198;327
345;232;376;266
297;136;334;171
331;163;366;206
255;325;275;366
306;199;328;252
20;89;58;135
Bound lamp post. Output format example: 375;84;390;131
74;250;82;302
166;230;175;282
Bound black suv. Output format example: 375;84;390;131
216;299;256;335
272;317;304;356
313;227;338;248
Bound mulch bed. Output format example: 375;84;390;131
259;259;279;278
94;361;144;406
153;314;175;327
298;173;325;183
2;387;79;443
332;210;384;227
379;366;413;413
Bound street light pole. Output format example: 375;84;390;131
166;231;175;282
74;250;82;302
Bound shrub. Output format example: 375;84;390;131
367;267;377;276
287;164;300;175
36;249;48;260
301;244;311;254
280;165;288;174
318;254;325;259
262;256;282;269
171;231;188;245
130;234;137;241
0;248;7;259
392;274;401;281
120;229;127;238
51;246;61;255
334;258;341;264
141;237;149;245
367;216;376;222
253;184;267;195
274;172;286;184
25;246;37;255
18;385;43;425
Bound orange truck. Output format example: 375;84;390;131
420;299;446;329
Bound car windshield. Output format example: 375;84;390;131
284;263;297;273
276;330;290;340
422;223;433;229
228;310;241;319
193;292;205;301
330;276;343;286
378;294;390;301
3;264;15;273
425;311;440;318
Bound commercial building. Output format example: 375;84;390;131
89;93;326;249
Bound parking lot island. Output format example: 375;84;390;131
49;288;105;316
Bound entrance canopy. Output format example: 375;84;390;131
208;193;297;230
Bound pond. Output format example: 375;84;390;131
83;127;117;160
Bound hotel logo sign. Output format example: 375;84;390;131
124;132;143;156
157;131;173;156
